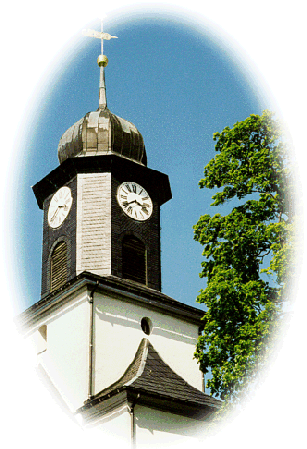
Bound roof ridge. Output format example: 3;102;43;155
129;341;221;408
124;338;149;387
90;338;149;401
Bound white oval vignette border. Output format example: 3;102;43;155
1;2;305;448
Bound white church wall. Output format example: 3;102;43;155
149;313;202;390
135;405;206;447
82;404;131;446
93;292;202;395
36;288;90;411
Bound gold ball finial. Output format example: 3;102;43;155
98;54;108;67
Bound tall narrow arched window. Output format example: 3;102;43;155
122;235;147;285
50;241;67;292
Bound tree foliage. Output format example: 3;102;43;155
194;111;295;414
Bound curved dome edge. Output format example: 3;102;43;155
57;109;147;166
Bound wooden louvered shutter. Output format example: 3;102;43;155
50;241;67;292
122;236;147;285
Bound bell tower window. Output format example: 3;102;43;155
50;241;67;292
122;235;147;285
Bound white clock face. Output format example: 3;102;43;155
117;182;153;221
48;186;73;228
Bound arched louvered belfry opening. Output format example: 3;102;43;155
122;235;147;285
50;240;68;292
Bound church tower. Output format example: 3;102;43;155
34;28;170;298
19;22;219;445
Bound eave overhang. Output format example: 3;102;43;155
77;338;220;424
32;154;172;209
17;272;205;333
78;387;216;425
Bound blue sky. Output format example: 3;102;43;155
16;16;270;313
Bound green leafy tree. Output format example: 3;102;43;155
194;111;295;416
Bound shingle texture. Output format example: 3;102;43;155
92;338;220;410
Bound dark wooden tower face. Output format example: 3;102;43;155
35;156;171;298
110;168;162;291
41;176;77;298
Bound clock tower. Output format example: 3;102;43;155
34;130;171;298
33;32;171;298
19;23;219;445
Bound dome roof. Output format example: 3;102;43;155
57;108;147;166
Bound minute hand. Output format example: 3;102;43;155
50;207;60;221
50;205;63;221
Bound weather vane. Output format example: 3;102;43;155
82;17;118;110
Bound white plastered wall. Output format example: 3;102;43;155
35;288;90;411
79;404;131;448
135;405;206;447
29;288;203;414
93;292;203;395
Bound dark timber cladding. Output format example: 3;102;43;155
122;236;146;284
110;171;161;290
34;154;172;294
41;176;76;298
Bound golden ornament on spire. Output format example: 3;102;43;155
82;18;118;109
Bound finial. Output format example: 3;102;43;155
82;18;118;110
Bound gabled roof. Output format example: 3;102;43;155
79;338;220;418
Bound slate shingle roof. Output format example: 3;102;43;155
89;338;220;410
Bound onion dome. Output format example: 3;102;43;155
57;108;147;166
57;24;147;166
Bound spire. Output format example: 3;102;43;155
58;22;147;166
82;18;118;110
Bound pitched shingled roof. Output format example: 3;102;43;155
80;338;220;415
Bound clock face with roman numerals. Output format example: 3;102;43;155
117;182;153;221
48;186;73;228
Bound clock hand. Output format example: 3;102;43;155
50;207;60;221
50;205;64;221
127;199;138;205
